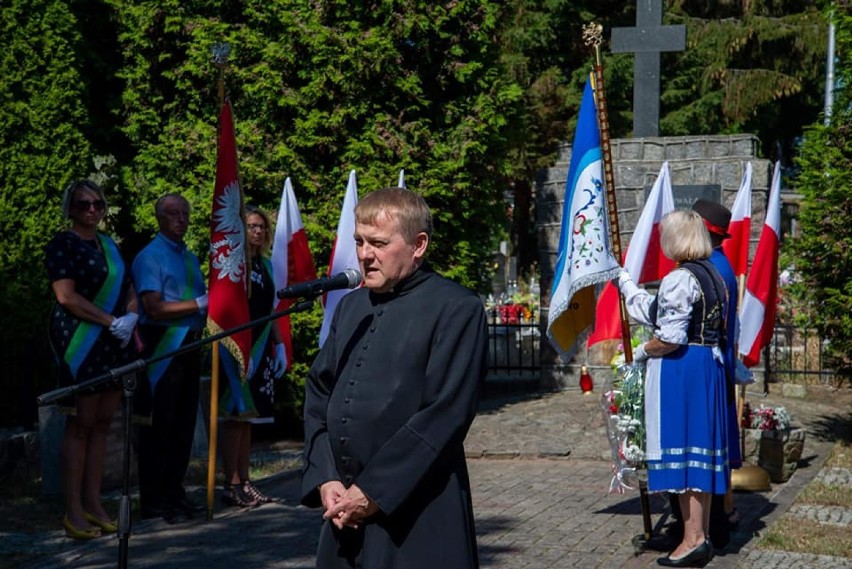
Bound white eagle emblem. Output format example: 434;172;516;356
210;181;246;283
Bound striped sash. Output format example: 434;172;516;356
145;248;203;394
63;234;124;379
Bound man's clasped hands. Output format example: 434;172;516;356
319;481;379;530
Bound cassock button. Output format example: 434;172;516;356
349;380;355;385
342;456;350;463
345;475;353;483
362;344;368;350
344;397;350;403
340;437;347;444
356;361;362;367
370;326;376;332
341;417;348;423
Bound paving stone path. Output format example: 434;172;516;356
6;384;852;568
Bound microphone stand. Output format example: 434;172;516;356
37;298;316;569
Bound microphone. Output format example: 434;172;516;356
276;268;362;299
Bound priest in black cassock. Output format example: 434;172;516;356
300;187;487;569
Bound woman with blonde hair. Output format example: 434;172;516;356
45;180;138;539
616;210;730;567
218;205;287;507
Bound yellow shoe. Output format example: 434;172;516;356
84;511;118;533
63;515;102;540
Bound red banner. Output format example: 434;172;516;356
208;99;251;377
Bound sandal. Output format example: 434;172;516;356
84;511;118;533
63;515;102;540
221;482;260;508
242;480;275;505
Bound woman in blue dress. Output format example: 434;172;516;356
616;210;729;568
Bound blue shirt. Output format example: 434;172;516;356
132;233;206;330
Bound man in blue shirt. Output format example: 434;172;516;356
132;193;207;523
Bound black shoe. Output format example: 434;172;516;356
140;504;171;520
657;540;714;567
141;504;186;524
173;496;206;517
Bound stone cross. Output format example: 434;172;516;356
611;0;686;137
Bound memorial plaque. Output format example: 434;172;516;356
643;184;721;210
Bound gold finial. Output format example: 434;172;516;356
582;23;603;48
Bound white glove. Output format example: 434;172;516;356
109;313;138;347
632;343;649;363
195;294;208;312
272;343;287;379
615;268;640;299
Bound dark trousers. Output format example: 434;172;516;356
137;349;201;513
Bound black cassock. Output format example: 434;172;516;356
301;265;487;569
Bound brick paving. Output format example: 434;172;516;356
7;384;852;568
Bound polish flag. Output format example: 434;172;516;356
739;162;782;367
208;98;251;378
319;170;361;347
272;177;317;370
588;162;676;346
723;162;753;276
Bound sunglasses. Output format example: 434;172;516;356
73;199;106;212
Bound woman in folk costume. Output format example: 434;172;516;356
218;205;287;507
616;210;729;568
45;180;139;539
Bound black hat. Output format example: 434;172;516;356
692;198;731;239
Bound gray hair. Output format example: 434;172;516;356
660;210;712;262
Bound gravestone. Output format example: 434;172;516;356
611;0;686;137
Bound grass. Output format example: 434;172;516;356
756;518;852;558
754;441;852;558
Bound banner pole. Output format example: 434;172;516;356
584;24;634;365
208;42;231;520
584;22;653;546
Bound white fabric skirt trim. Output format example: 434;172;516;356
645;358;662;461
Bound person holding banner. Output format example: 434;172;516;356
132;193;207;523
301;187;486;568
46;179;139;539
616;210;729;567
218;205;287;508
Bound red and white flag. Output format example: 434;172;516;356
739;161;782;367
272;177;317;370
319;169;361;347
588;162;676;346
723;162;753;276
208;99;251;378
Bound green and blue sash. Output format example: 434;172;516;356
63;234;124;379
145;249;202;394
219;258;273;417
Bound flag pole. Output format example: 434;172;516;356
584;24;634;365
584;22;656;548
206;42;231;521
